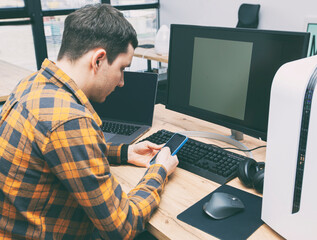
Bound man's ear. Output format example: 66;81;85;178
91;48;107;73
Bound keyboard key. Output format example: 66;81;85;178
102;122;140;136
139;129;254;184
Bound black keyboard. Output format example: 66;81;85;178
140;129;253;184
102;122;140;136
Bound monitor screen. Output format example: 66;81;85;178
90;71;157;125
167;24;309;141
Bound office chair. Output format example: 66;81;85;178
236;3;261;28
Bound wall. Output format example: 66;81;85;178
160;0;317;32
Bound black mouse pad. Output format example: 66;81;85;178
177;185;263;240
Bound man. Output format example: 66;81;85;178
0;4;178;239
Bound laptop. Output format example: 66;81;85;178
91;71;158;144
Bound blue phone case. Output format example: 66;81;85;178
150;133;188;165
171;139;188;155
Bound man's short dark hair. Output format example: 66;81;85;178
57;4;138;64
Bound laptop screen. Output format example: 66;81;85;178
90;71;158;126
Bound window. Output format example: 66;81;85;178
41;0;100;10
0;0;24;8
123;9;158;42
43;15;66;61
0;0;160;72
0;24;36;70
111;0;158;5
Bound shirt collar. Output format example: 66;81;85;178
40;59;102;126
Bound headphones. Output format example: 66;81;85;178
237;159;265;194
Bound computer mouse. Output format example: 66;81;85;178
203;192;245;220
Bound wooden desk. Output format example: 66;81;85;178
0;61;280;238
0;60;32;102
134;47;168;72
134;47;168;63
112;104;282;240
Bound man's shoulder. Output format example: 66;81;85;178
18;78;94;132
38;89;92;123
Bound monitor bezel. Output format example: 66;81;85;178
166;24;310;141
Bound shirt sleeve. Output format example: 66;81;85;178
106;143;129;165
42;117;167;239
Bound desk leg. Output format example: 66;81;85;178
147;59;152;72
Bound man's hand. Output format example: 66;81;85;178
127;141;162;167
155;147;179;176
128;142;179;176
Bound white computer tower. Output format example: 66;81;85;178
262;55;317;239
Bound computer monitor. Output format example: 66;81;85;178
166;24;309;141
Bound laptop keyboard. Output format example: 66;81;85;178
102;122;140;136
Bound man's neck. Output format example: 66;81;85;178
56;57;91;94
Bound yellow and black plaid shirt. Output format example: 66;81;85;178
0;59;167;239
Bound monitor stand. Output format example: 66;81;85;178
178;130;252;158
231;129;244;141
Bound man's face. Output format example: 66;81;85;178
91;44;134;102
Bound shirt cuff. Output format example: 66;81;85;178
120;144;129;165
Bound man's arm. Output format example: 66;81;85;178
106;143;129;165
43;117;168;239
106;135;163;167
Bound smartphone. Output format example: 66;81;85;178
150;133;188;165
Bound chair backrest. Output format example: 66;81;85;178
236;3;260;28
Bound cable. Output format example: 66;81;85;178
178;131;266;157
221;145;266;152
178;130;253;158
